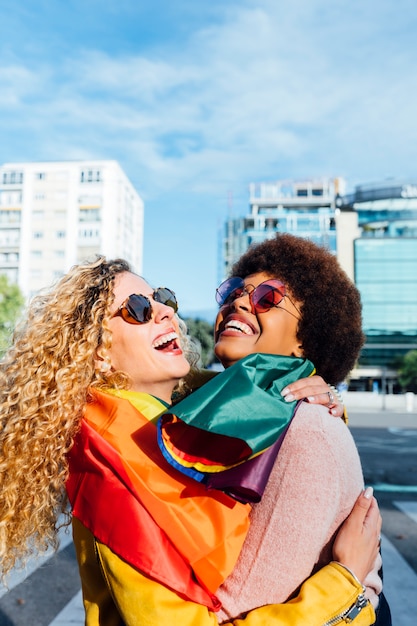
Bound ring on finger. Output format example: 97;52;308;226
327;391;335;404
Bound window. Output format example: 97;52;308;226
2;170;24;185
0;210;21;224
265;217;279;230
0;230;19;246
80;169;102;184
3;268;18;282
79;208;101;221
79;228;100;238
0;252;19;264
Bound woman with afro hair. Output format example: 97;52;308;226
160;232;385;622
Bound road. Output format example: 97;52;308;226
350;424;417;626
0;396;416;625
349;394;417;626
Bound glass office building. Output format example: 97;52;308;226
340;181;417;370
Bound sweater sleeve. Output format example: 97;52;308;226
95;538;375;626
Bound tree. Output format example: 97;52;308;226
182;317;216;368
0;274;25;357
397;350;417;393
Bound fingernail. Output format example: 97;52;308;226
284;393;295;402
281;387;289;396
364;486;374;499
307;395;315;403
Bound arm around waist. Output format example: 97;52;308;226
95;538;375;626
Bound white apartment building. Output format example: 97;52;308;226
0;160;144;298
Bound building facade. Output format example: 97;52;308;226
221;177;345;280
0;160;144;298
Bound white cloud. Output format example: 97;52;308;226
2;0;417;196
2;0;417;309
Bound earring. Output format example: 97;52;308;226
98;360;111;373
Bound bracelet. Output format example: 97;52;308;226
331;562;365;589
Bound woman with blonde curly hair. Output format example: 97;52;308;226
0;256;380;625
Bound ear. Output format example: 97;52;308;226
94;358;112;373
292;343;304;358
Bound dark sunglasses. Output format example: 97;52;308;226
216;276;300;318
112;287;178;324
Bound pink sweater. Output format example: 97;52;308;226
216;401;382;622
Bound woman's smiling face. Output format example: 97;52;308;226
214;272;303;369
107;272;190;402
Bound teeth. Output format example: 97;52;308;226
225;320;252;335
152;332;178;348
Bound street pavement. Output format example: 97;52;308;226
348;392;417;626
0;392;416;625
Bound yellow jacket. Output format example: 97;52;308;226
73;518;375;626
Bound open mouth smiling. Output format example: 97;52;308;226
219;315;257;337
152;331;180;351
224;320;253;335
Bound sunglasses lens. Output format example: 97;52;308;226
124;294;152;323
216;277;244;306
154;288;178;313
252;282;285;313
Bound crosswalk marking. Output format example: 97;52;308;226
0;525;73;599
381;536;417;626
48;591;83;626
394;500;417;524
380;501;417;626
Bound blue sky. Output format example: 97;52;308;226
1;0;417;315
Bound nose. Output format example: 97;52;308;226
152;300;175;322
228;289;252;312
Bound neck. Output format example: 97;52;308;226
130;381;175;405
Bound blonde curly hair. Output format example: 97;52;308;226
0;256;198;576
